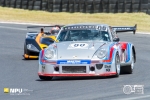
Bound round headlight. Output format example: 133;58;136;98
44;49;54;59
96;49;107;59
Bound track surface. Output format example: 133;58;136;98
0;23;150;100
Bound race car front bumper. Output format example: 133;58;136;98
24;54;38;59
38;59;117;77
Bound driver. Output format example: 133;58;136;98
50;26;60;36
36;28;45;44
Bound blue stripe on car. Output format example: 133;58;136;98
57;60;91;64
126;43;131;62
104;42;115;60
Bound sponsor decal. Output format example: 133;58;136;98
57;60;91;64
63;25;107;31
114;27;131;30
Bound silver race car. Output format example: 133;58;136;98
38;23;136;80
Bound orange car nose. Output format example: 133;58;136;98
24;54;38;59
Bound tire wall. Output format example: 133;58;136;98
68;0;74;12
0;0;150;14
148;0;150;14
109;0;117;13
52;0;61;12
125;0;132;12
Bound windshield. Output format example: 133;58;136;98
40;37;54;45
57;30;110;42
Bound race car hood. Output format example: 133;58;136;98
55;41;109;59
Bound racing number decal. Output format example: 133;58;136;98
74;44;85;47
69;43;88;49
96;25;108;31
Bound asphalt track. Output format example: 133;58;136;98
0;23;150;100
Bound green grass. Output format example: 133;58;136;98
0;7;150;32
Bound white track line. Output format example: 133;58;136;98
114;95;150;100
0;21;49;25
0;21;150;34
0;25;27;31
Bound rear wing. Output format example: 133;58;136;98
112;24;137;34
27;25;64;35
27;25;64;29
26;25;64;38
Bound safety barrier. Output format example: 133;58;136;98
0;0;150;14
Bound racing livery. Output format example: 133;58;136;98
24;25;61;59
38;23;136;80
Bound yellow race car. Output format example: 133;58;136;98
23;25;61;59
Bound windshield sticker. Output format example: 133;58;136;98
68;43;89;49
102;26;107;31
96;26;101;30
64;25;108;32
64;25;96;30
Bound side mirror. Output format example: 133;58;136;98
113;37;120;42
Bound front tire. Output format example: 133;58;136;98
24;42;29;60
39;75;53;80
121;50;134;74
115;53;121;77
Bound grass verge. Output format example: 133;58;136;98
0;7;150;32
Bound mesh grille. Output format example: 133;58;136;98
62;66;86;73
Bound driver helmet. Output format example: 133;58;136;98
50;26;60;35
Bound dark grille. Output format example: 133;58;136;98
96;64;103;70
62;66;86;73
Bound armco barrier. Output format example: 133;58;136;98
1;0;150;14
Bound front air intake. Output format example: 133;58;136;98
96;64;103;70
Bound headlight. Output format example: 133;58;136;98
44;49;54;59
96;49;107;59
27;44;39;52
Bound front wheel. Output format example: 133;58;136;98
121;50;134;74
115;53;121;77
39;75;53;80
